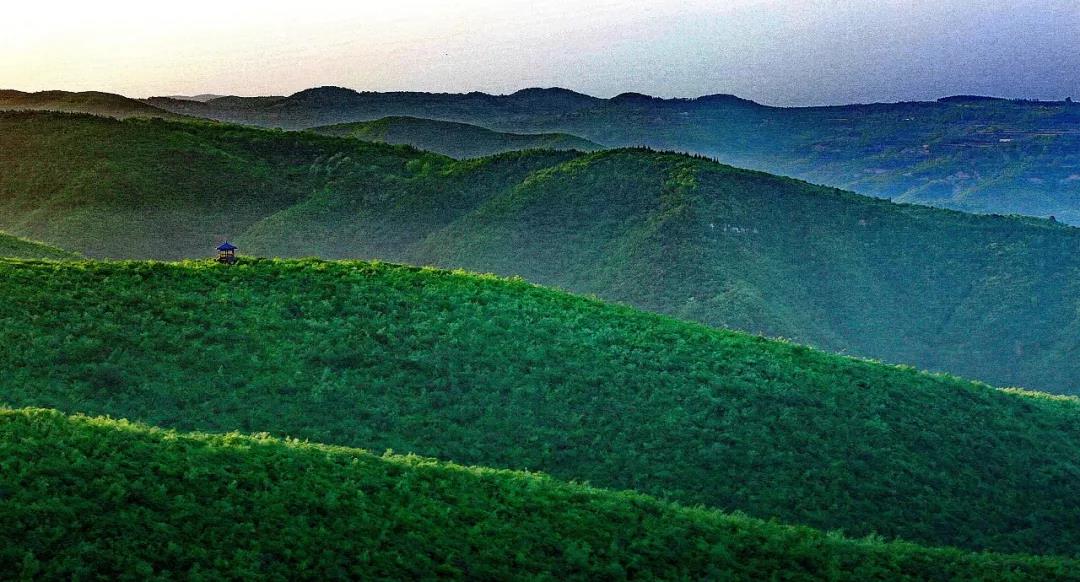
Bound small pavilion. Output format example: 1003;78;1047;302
216;241;238;264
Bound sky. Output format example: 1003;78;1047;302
2;0;1078;106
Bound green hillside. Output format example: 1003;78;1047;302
145;87;1080;223
311;116;602;158
0;90;184;119
403;149;1080;394
4;258;1080;558
0;231;78;259
6;408;1076;580
0;111;439;258
5;111;1080;394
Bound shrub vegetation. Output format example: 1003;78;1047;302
4;112;1080;393
3;407;1079;580
2;258;1080;557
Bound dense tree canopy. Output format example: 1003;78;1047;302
2;258;1080;557
3;112;1080;394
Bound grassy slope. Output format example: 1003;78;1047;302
5;112;1080;394
3;258;1080;557
311;116;602;158
0;232;78;259
4;408;1078;581
0;90;184;119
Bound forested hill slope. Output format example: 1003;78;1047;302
145;87;1080;223
0;90;185;119
4;111;1080;394
400;149;1080;394
3;407;1078;580
0;111;442;258
311;116;602;158
3;259;1080;558
0;232;78;259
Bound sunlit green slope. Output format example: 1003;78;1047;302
0;231;78;259
2;258;1080;557
5;407;1076;580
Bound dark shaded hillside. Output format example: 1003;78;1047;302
0;90;185;119
311;116;602;158
145;86;1080;223
4;259;1080;558
240;148;582;258
0;231;78;259
4;112;1080;394
6;408;1077;579
0;111;441;258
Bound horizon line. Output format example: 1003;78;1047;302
5;85;1079;109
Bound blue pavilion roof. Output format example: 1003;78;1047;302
217;241;237;251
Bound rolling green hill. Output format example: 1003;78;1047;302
311;116;602;158
4;111;1080;394
0;231;78;259
0;90;184;119
3;406;1077;580
0;111;438;258
3;258;1080;558
145;86;1080;223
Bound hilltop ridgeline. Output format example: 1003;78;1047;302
0;90;184;119
142;85;1080;223
8;87;1080;221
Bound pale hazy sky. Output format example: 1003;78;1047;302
3;0;1078;106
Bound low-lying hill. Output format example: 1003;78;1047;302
0;90;184;119
144;86;1080;223
5;407;1076;580
5;111;1080;394
3;258;1080;558
0;232;78;259
311;116;602;158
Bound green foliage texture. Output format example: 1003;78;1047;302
4;112;1080;394
2;258;1080;558
5;407;1079;580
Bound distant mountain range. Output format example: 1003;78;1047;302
6;87;1080;222
142;86;1080;223
310;116;602;158
162;93;227;102
5;111;1080;395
